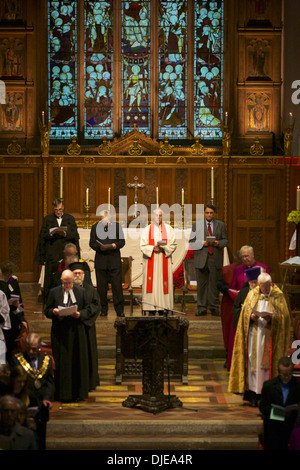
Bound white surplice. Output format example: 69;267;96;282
0;290;10;364
140;223;176;312
247;297;270;394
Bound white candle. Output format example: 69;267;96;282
297;186;300;211
60;167;63;199
181;188;184;206
42;111;45;126
108;187;111;209
211;167;214;200
86;188;89;206
290;112;293;126
156;187;159;208
225;111;228;126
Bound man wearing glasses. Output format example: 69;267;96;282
35;198;80;302
230;245;270;292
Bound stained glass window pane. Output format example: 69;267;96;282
158;0;187;139
48;1;77;139
84;0;114;139
194;0;224;139
121;0;151;135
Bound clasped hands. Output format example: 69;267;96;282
52;308;80;319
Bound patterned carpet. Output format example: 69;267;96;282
20;286;263;450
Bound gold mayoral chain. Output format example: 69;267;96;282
16;353;50;389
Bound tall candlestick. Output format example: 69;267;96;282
156;187;159;208
86;188;89;206
225;111;228;126
297;186;300;211
181;188;184;206
211;167;214;200
60;167;63;199
108;187;111;209
42;111;45;126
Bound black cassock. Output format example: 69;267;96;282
81;281;100;391
35;212;80;300
44;284;90;402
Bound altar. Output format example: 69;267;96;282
78;227;192;288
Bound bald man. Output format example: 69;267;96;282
44;269;91;403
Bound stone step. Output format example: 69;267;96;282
46;435;259;451
46;419;261;451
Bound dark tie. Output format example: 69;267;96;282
208;223;213;254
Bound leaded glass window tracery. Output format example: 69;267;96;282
48;0;224;141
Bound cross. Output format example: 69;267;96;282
127;176;145;217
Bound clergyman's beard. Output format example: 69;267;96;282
74;278;83;287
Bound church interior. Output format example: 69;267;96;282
0;0;300;452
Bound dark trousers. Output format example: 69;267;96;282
96;267;124;315
196;255;221;313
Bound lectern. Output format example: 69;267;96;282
114;316;189;414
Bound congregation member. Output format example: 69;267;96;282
260;356;300;451
89;210;125;317
0;262;27;361
228;273;291;407
11;333;55;450
35;198;80;301
70;261;100;391
189;204;228;316
44;269;91;403
0;395;37;450
140;208;176;315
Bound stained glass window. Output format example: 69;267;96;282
84;0;114;139
48;0;77;139
194;0;224;139
121;0;151;135
47;0;224;142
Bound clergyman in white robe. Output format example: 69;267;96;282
0;290;10;364
140;211;176;313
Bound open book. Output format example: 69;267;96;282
49;226;67;236
58;305;78;317
270;403;299;421
252;308;274;318
96;240;114;250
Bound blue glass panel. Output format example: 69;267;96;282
121;0;151;135
48;0;77;139
84;0;114;139
158;0;187;139
194;0;224;139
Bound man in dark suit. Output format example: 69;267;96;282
44;269;90;403
189;204;228;316
259;356;300;450
35;198;80;302
89;211;125;317
11;333;55;450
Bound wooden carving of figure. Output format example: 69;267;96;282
283;118;295;157
38;118;51;155
221;120;233;156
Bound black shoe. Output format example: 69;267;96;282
210;310;220;316
196;310;206;316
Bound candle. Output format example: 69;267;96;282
211;167;214;200
86;188;89;206
60;167;63;199
289;112;293;126
156;187;159;208
181;188;184;206
225;111;228;126
42;111;45;126
108;187;111;209
297;186;300;211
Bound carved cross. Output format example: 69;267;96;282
127;176;145;205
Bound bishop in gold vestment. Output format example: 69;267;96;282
228;274;291;399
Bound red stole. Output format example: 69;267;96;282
146;222;169;294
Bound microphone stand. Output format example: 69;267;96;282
134;299;198;412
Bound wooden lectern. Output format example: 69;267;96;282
114;316;189;414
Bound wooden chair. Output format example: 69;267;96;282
181;258;197;313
